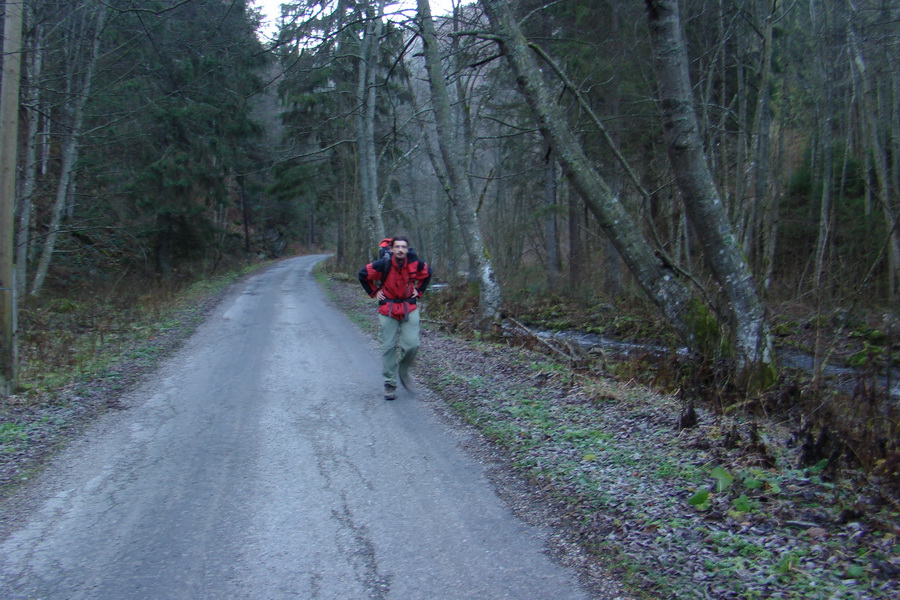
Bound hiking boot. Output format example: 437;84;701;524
384;384;397;401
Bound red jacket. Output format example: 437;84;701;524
359;250;432;320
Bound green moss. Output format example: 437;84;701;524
684;300;730;358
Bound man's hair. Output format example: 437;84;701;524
391;236;410;247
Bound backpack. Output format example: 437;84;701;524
377;238;393;261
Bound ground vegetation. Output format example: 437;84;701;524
321;268;898;599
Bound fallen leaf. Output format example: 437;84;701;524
806;527;828;539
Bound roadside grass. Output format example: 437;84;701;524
430;358;894;599
320;273;899;600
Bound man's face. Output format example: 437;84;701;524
391;240;409;260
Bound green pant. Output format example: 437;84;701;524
379;308;420;387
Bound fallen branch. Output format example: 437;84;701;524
508;317;578;363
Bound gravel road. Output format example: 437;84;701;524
0;255;594;600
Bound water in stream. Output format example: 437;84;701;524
524;325;900;399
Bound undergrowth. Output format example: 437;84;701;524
16;264;265;394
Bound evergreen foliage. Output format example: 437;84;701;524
10;0;898;351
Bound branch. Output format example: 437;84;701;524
527;41;708;298
508;317;578;363
100;0;195;17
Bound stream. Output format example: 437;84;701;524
524;326;900;399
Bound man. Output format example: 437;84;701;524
359;237;433;400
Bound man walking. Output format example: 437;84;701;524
359;237;433;400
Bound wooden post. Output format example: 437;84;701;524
0;0;24;395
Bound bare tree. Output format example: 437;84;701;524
479;0;696;341
417;0;501;325
31;2;110;296
846;0;900;301
645;0;774;382
357;0;386;247
15;19;43;299
0;0;24;394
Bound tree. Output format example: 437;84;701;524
30;2;110;295
846;0;900;302
417;0;501;325
645;0;774;382
15;14;44;299
0;0;24;394
479;0;696;340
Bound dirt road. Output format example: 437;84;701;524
0;255;593;599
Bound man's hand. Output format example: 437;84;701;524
376;289;418;301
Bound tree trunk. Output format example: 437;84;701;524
846;0;899;301
356;2;385;248
15;21;42;298
742;0;777;271
0;0;24;395
480;0;695;341
544;147;561;287
761;125;782;292
566;182;583;291
418;0;501;325
811;0;834;296
402;66;473;277
31;5;109;296
646;0;774;384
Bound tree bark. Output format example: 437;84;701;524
480;0;695;340
0;0;24;395
645;0;774;381
417;0;501;325
31;4;109;296
356;1;386;248
15;21;41;299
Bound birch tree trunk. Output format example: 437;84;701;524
480;0;695;341
417;0;501;325
31;4;109;296
646;0;774;383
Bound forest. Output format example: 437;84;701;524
0;0;898;594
